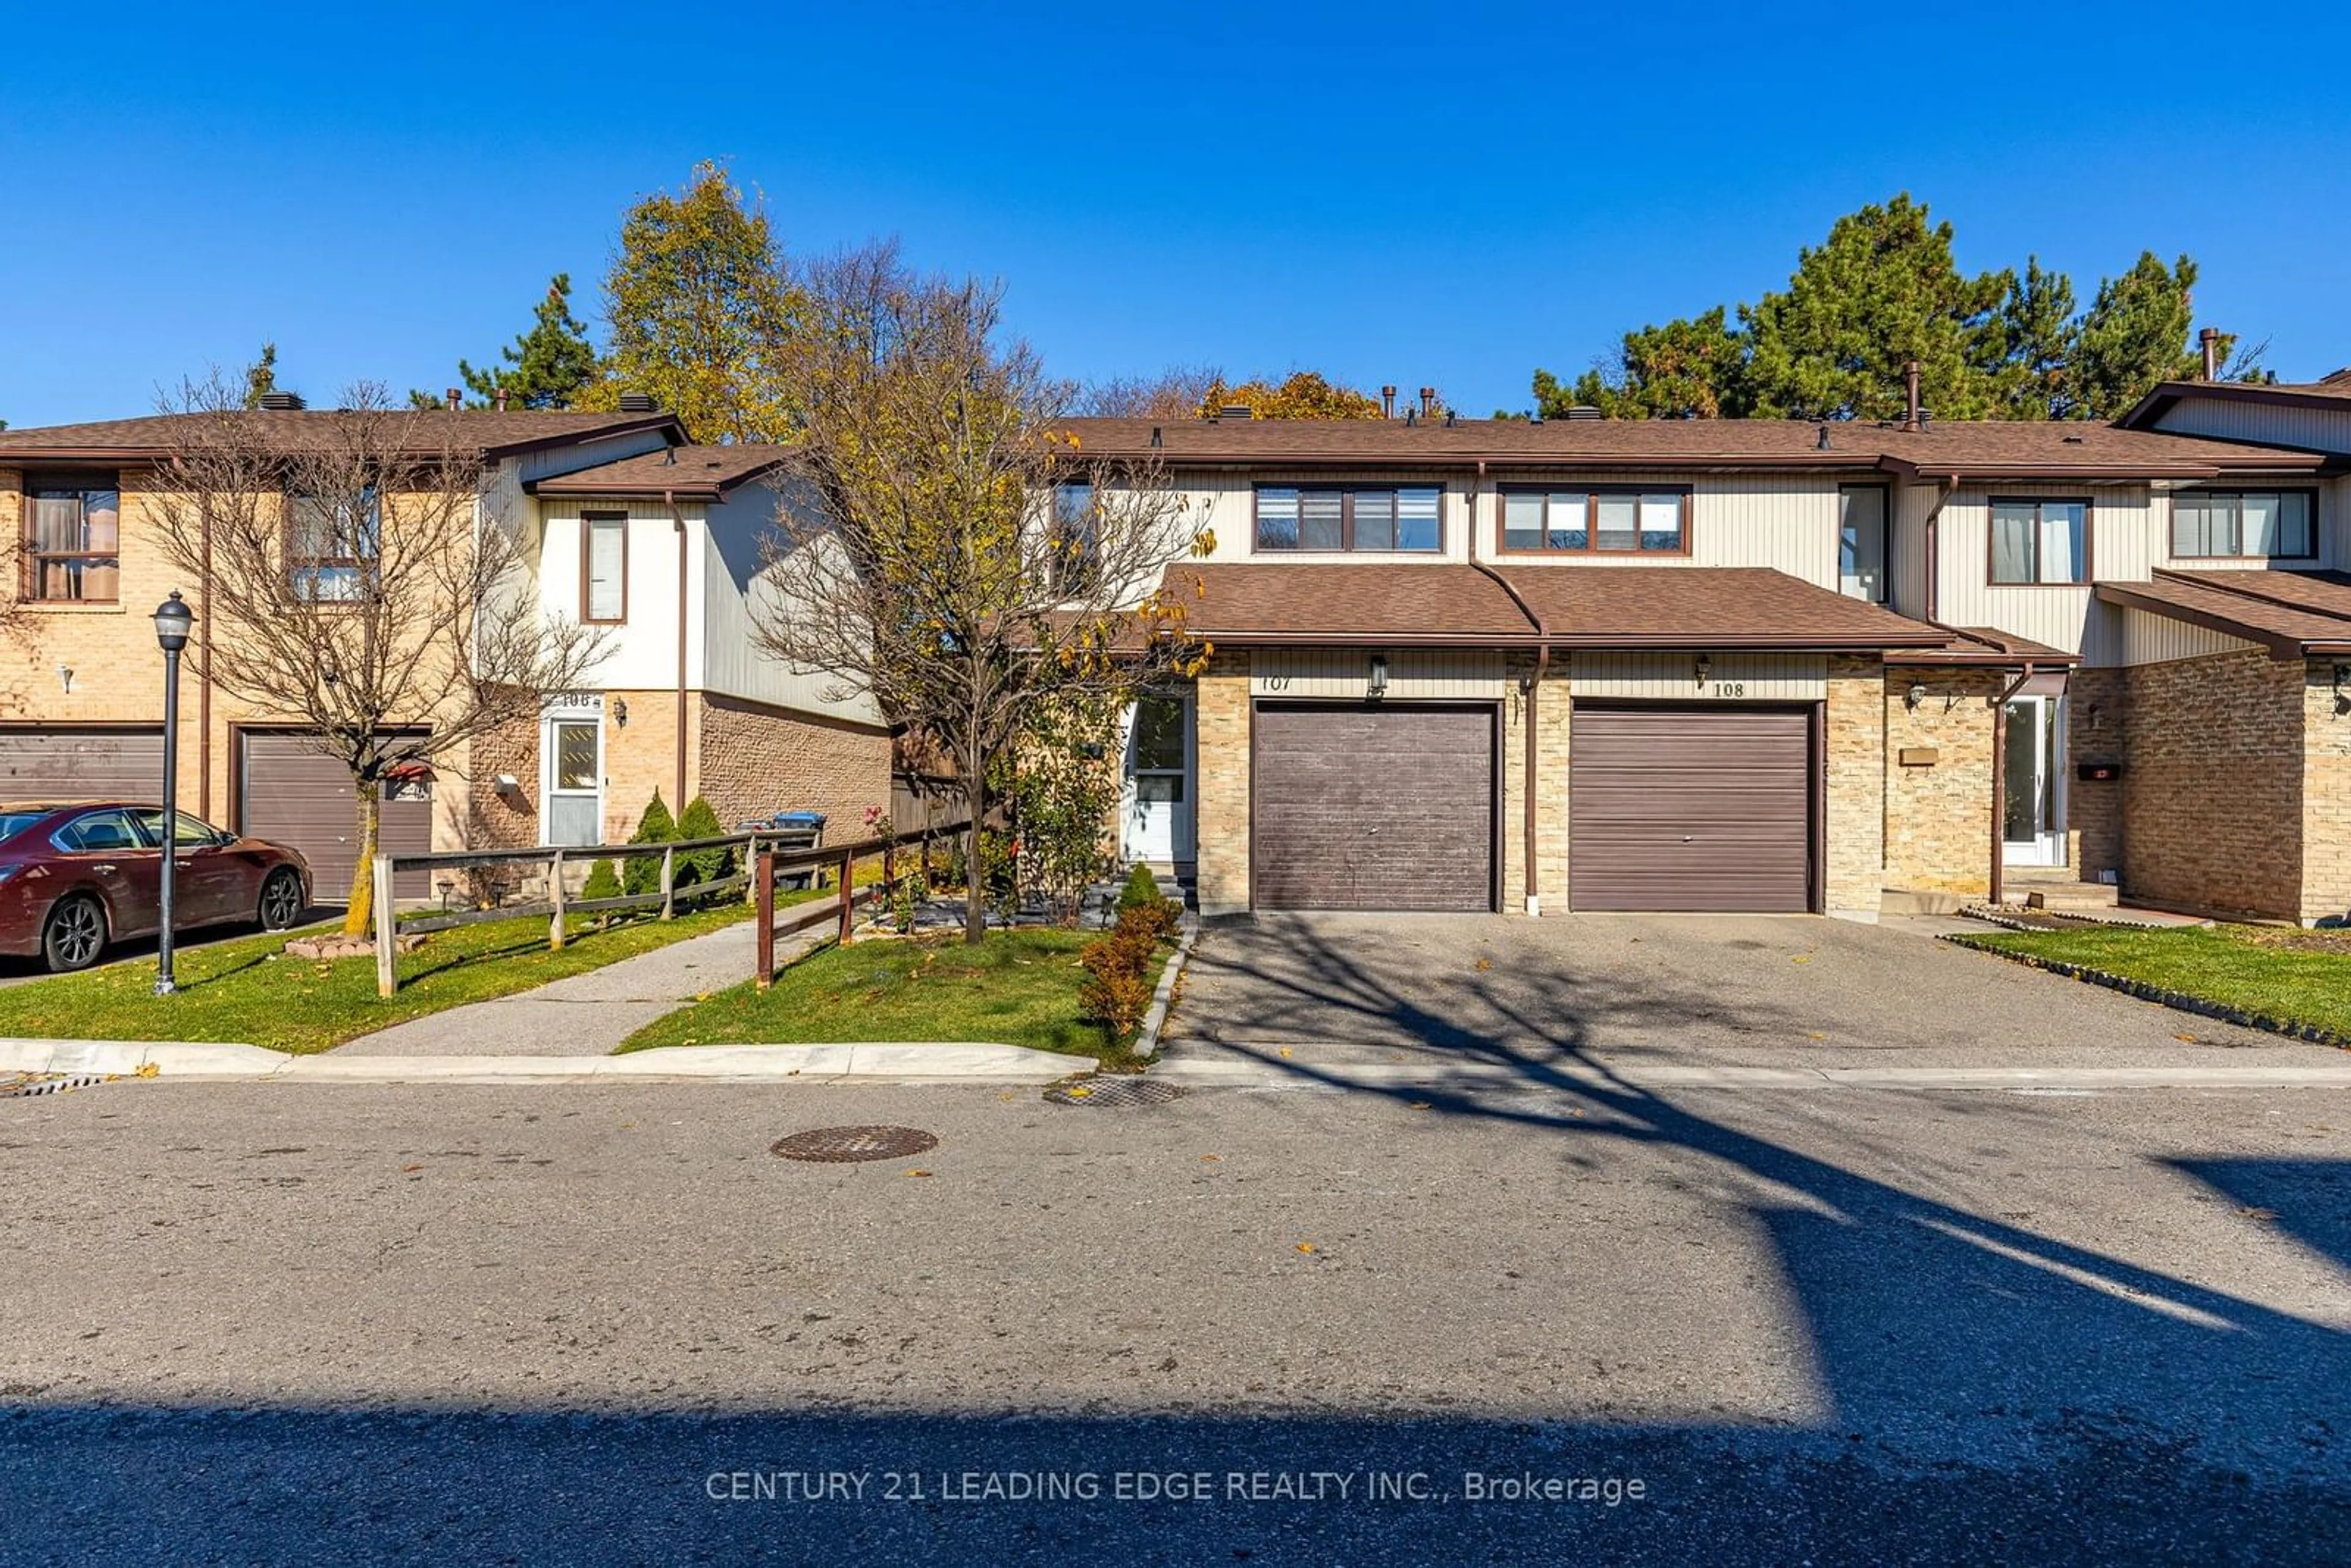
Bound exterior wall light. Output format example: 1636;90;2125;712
1695;654;1712;690
1367;655;1390;700
1906;683;1928;710
613;698;629;728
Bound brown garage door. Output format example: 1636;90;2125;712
239;733;433;902
1570;705;1814;913
1253;703;1494;912
0;729;165;803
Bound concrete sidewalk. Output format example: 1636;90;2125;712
335;918;825;1057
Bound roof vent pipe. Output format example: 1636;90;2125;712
2200;326;2221;380
1900;360;1923;433
1418;386;1436;416
1150;424;1162;448
1816;422;1831;451
446;388;461;411
1444;410;1457;429
493;388;509;413
1404;407;1417;427
1381;384;1397;419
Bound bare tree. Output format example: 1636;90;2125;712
1079;364;1223;420
144;378;608;936
751;245;1207;944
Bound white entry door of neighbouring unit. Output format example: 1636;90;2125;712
543;715;605;846
2002;693;2065;866
1122;694;1195;865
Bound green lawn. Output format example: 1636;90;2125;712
0;902;756;1055
1955;923;2351;1040
618;927;1124;1058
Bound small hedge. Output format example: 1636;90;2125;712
622;792;678;896
1078;898;1183;1044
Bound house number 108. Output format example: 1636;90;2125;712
1711;681;1747;698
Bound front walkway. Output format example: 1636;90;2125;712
335;921;825;1057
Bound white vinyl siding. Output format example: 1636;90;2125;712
1249;650;1505;700
1570;651;1828;702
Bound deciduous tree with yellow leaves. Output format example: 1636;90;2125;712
750;244;1207;943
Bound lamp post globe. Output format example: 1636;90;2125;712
153;591;195;996
154;591;193;653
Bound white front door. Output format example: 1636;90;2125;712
543;716;605;846
1122;694;1194;865
2001;694;2065;866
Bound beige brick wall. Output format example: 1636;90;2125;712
1824;655;1885;915
1193;650;1251;916
2120;648;2304;920
695;692;891;843
1882;666;2000;896
1532;663;1570;911
460;713;541;852
2066;666;2128;882
2300;659;2351;923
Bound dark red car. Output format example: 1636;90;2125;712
0;803;312;972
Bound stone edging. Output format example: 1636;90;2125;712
1132;918;1199;1065
1943;935;2351;1051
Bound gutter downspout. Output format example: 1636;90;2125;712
663;489;689;812
1470;467;1550;916
1989;661;2037;908
198;481;214;822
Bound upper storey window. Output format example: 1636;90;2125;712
1499;489;1687;555
2172;490;2315;560
1989;498;2088;585
24;475;120;602
1254;486;1440;552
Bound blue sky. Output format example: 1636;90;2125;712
3;2;2346;428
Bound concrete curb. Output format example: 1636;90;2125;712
1944;935;2351;1051
0;1037;1092;1084
1133;919;1199;1064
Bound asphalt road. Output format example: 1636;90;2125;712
2;1073;2347;1564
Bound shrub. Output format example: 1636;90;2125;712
676;795;732;887
622;791;678;896
580;859;622;903
1118;863;1162;910
1078;903;1176;1043
1121;896;1181;945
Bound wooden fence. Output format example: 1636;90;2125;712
370;820;965;998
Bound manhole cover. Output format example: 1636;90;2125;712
1044;1076;1186;1108
770;1125;938;1163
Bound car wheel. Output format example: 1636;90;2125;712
257;868;306;932
42;895;107;973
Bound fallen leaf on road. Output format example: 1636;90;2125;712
1065;1085;1092;1098
906;1169;933;1178
2238;1206;2279;1221
401;1164;423;1174
1807;1032;1828;1041
1474;958;1493;972
1408;1101;1431;1111
1200;1153;1221;1163
1791;955;1813;964
135;1063;159;1079
2175;1033;2198;1043
1295;1242;1316;1253
1278;1047;1293;1059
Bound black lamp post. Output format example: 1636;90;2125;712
152;591;193;997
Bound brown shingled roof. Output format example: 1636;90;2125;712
530;444;793;498
1062;415;2320;479
1503;566;1944;650
0;409;685;462
1168;562;1951;651
2119;377;2351;432
2094;569;2351;657
1167;563;1536;643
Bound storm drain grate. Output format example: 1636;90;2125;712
770;1125;939;1163
1044;1076;1186;1108
1;1073;115;1100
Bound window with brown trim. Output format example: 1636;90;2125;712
1048;482;1101;592
287;487;381;602
1254;485;1441;552
1498;487;1689;555
1989;498;2090;585
24;474;121;602
2172;490;2316;560
582;512;627;623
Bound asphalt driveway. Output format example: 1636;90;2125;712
1163;912;2335;1076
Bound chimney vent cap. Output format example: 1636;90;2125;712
617;392;659;414
256;391;306;412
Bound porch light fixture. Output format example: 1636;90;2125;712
1695;654;1712;690
1367;655;1390;700
2335;665;2351;714
613;698;629;728
1906;683;1927;710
